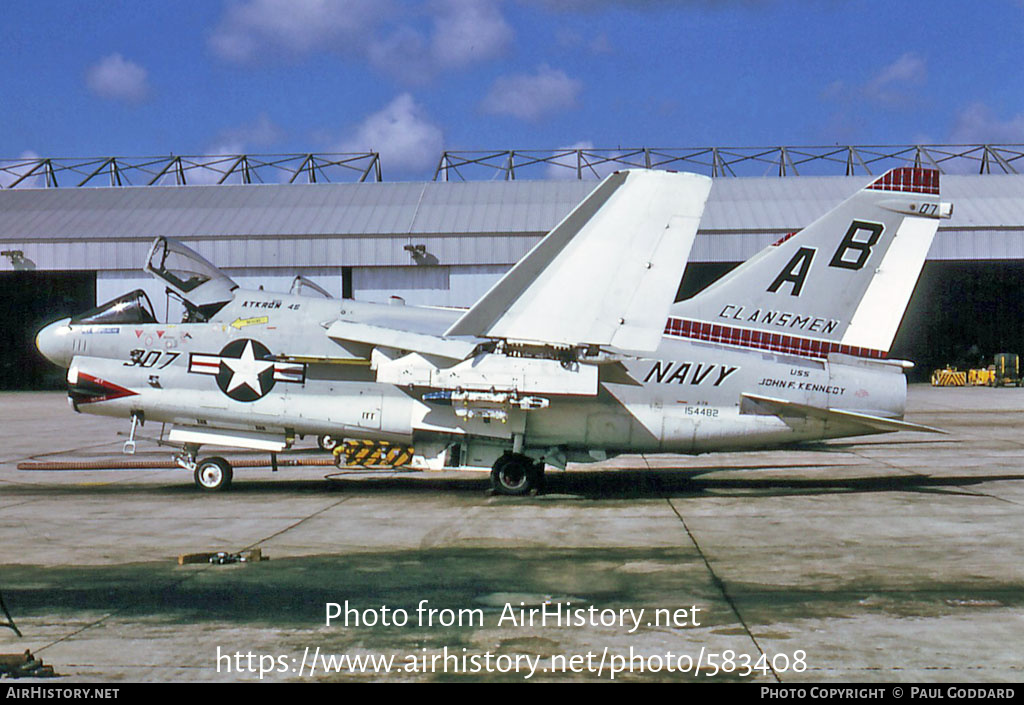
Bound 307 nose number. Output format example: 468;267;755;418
124;349;180;369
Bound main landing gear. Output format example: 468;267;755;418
490;453;545;496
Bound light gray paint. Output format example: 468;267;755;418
1;175;1022;273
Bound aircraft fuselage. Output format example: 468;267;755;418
38;288;906;467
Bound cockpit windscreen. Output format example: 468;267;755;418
71;290;158;325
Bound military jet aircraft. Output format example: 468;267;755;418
35;167;950;495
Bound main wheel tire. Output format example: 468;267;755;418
318;434;339;452
490;454;540;496
533;462;547;493
194;456;233;492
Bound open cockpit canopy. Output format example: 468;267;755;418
145;237;237;318
289;275;334;299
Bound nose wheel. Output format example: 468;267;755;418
490;453;544;496
194;456;233;492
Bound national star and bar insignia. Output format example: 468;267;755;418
188;339;305;402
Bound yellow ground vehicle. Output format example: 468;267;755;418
969;367;996;386
933;355;1023;387
992;353;1022;387
931;367;966;386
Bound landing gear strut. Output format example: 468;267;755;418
194;456;233;492
490;453;544;496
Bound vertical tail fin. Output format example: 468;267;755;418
669;167;951;359
446;169;712;352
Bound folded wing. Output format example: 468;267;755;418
445;169;713;353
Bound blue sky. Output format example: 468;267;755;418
2;0;1023;180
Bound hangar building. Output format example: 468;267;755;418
1;146;1022;387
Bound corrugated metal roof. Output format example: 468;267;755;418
0;174;1021;270
3;174;1018;241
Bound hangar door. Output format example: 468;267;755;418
0;271;95;389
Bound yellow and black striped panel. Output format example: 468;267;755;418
931;369;966;387
335;440;414;468
382;445;414;467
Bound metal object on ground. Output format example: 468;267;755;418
0;650;57;678
334;440;414;468
177;548;266;566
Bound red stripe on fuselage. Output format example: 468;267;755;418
73;372;139;404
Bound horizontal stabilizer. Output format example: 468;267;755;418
326;320;477;360
740;393;946;434
446;169;712;352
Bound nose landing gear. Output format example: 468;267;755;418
317;434;339;452
194;456;233;492
175;446;234;492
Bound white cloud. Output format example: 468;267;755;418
367;0;513;82
337;93;443;174
950;103;1024;143
366;25;435;84
481;64;582;121
863;52;927;105
85;53;150;103
429;0;512;69
822;53;927;111
209;0;512;82
209;0;387;62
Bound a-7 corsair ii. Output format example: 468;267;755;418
36;167;951;494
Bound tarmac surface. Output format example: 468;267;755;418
1;385;1023;682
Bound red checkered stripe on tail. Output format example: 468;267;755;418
864;167;939;195
663;317;887;360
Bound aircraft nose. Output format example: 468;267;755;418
36;317;73;367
